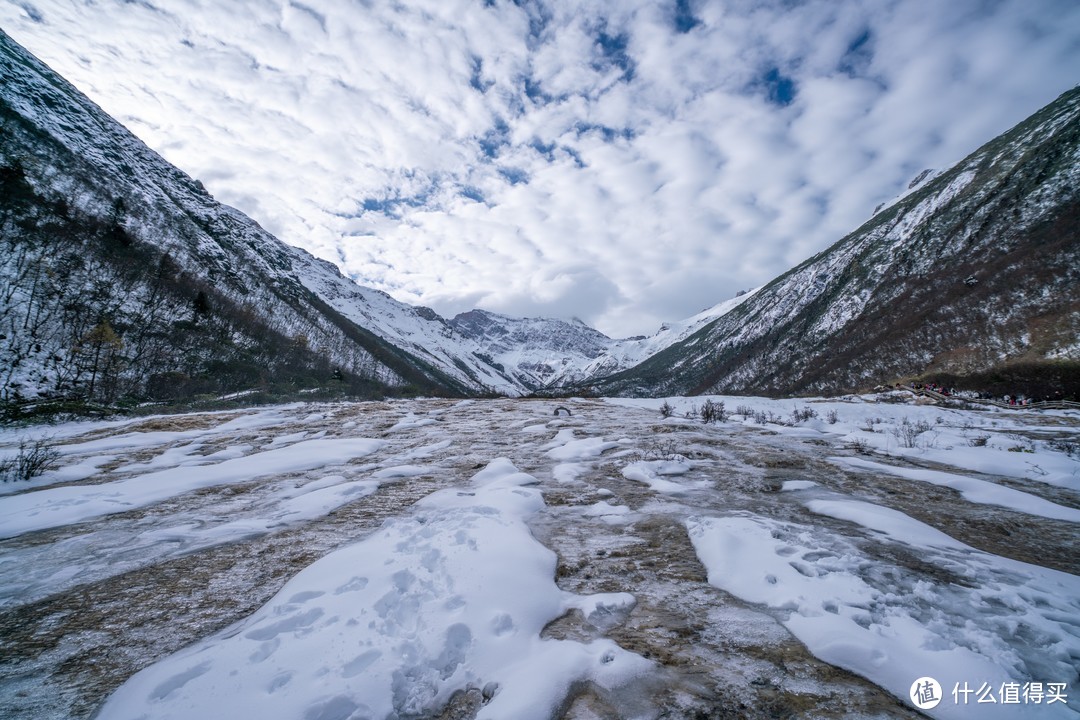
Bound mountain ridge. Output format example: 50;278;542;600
589;85;1080;397
0;29;479;404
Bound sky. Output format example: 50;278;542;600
2;0;1078;338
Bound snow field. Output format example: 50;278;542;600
607;394;1080;490
0;405;302;495
0;437;387;539
2;395;1077;719
688;495;1080;719
833;456;1080;522
607;395;1079;717
621;459;700;494
96;459;652;720
0;408;449;607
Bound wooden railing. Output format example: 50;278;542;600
900;385;1080;411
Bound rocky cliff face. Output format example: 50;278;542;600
592;87;1080;397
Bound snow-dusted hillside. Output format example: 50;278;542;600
1;29;488;401
576;290;760;381
448;310;613;390
2;395;1078;718
597;87;1080;397
288;255;527;395
292;267;757;396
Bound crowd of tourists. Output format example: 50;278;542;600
900;383;1069;405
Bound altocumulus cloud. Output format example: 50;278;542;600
3;0;1078;337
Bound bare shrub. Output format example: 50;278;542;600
752;410;785;425
849;438;872;454
700;399;727;424
735;405;754;419
790;406;817;424
637;438;687;461
1005;433;1036;454
890;418;931;449
0;437;60;482
1047;438;1078;459
825;409;839;425
659;401;675;419
968;435;990;447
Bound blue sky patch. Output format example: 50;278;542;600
594;27;635;82
574;121;635;143
761;67;796;106
479;118;511;159
498;167;529;185
460;185;486;204
840;29;873;77
469;56;489;92
673;0;700;33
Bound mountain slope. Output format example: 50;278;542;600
448;310;613;390
0;29;494;404
1;29;740;405
290;263;528;395
593;87;1080;397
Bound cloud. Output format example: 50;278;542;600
3;0;1078;338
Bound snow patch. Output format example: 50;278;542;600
689;510;1080;719
97;459;651;720
0;438;386;539
833;457;1080;522
621;460;695;494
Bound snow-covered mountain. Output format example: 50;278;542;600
1;28;495;403
448;310;613;390
285;256;526;395
594;86;1080;397
287;255;757;396
445;291;759;391
571;290;760;384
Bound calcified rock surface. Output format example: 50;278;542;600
0;396;1077;719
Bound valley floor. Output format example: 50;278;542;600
0;395;1078;719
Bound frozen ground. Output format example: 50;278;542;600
0;394;1078;719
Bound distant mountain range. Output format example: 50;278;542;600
1;29;1076;409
